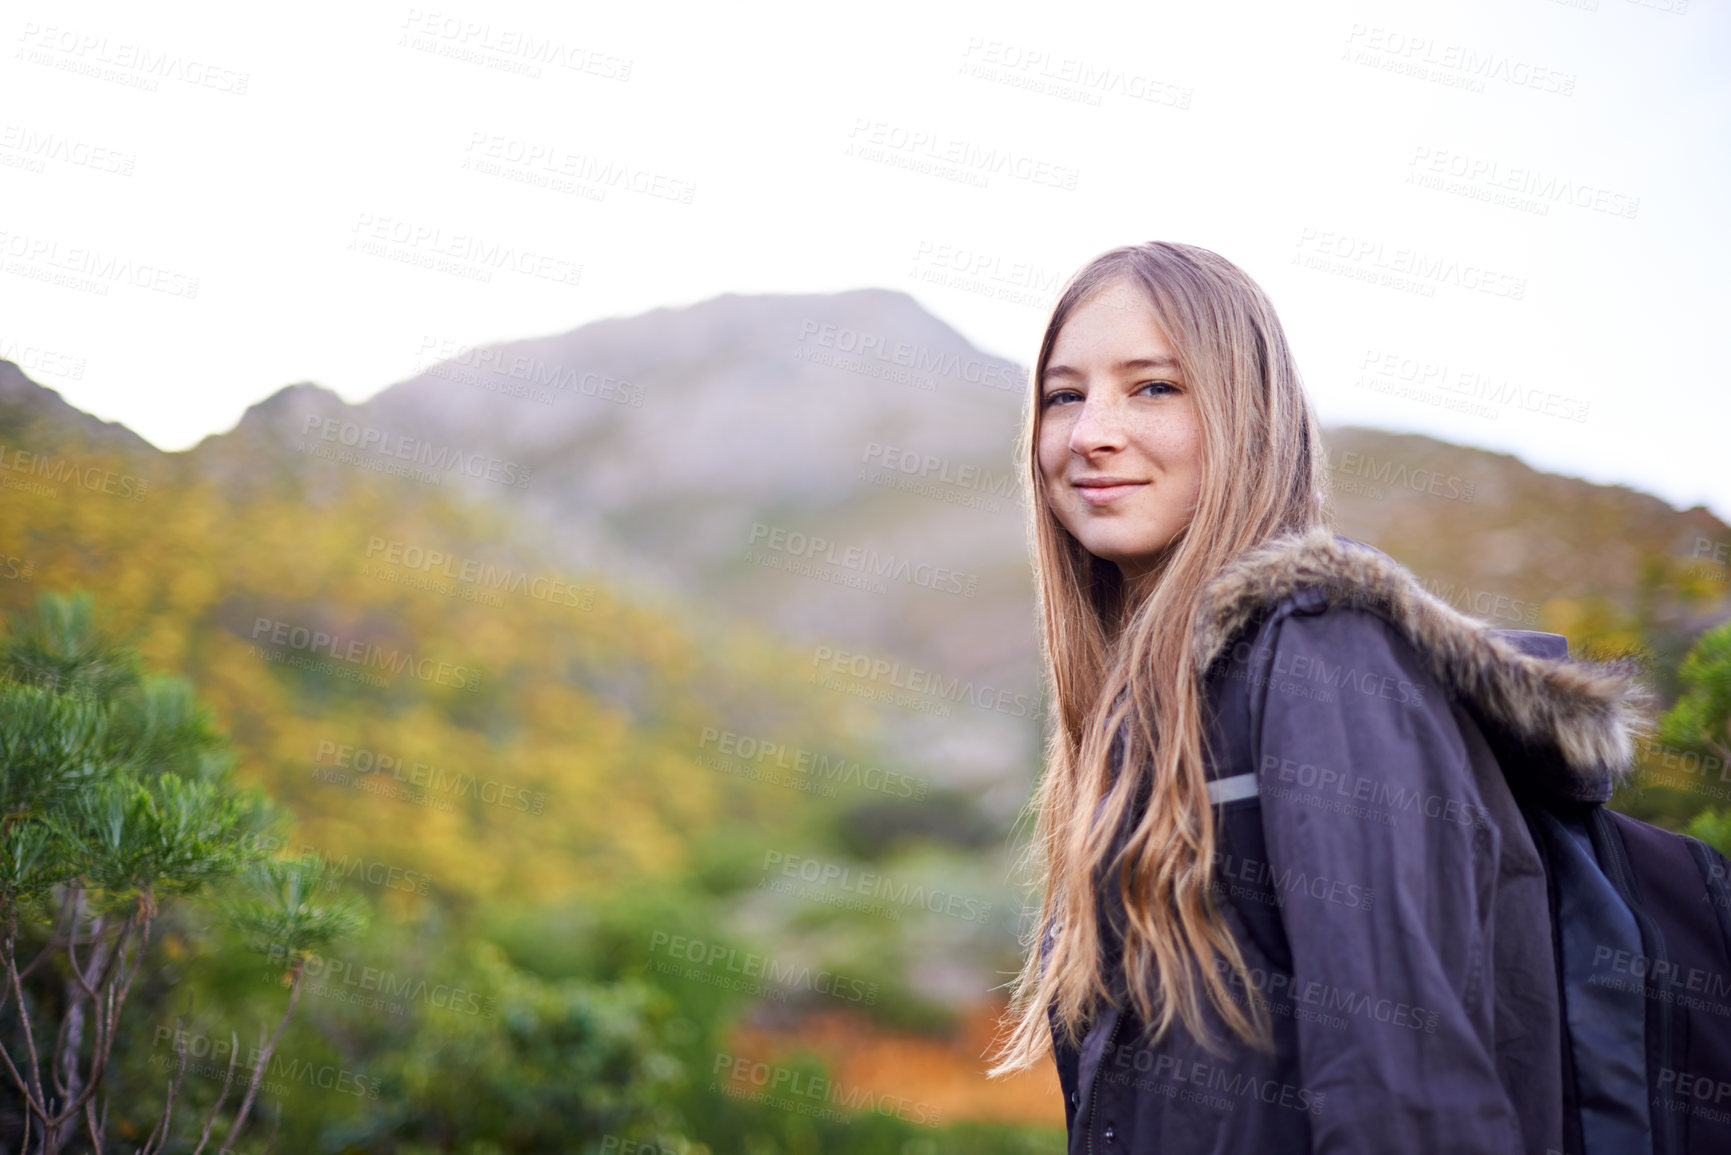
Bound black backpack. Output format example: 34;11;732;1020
1498;630;1731;1155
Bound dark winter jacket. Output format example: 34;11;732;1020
1050;530;1648;1154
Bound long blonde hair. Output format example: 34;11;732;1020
992;242;1330;1073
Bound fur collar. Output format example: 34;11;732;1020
1192;528;1652;801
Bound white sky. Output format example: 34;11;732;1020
3;0;1726;520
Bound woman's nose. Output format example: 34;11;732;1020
1069;394;1125;455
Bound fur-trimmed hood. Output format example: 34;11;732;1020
1191;528;1653;802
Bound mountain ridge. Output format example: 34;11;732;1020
3;286;1726;721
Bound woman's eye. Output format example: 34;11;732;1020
1041;389;1082;408
1137;380;1179;397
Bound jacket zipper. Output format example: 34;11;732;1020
1086;1012;1124;1155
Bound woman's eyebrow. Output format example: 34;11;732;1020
1042;355;1180;383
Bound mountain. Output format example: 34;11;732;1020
202;292;1731;793
355;288;1036;698
0;359;157;455
7;289;1729;809
1323;425;1727;609
177;291;1043;805
2;293;1727;1138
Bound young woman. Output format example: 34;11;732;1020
989;242;1650;1153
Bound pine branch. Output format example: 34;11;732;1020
216;961;304;1155
139;1017;192;1155
187;1030;241;1155
3;938;50;1138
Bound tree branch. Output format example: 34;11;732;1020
2;936;50;1137
188;1030;241;1155
10;887;79;991
216;961;304;1155
83;1087;107;1153
140;1016;192;1155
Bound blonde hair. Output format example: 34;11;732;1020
992;242;1330;1074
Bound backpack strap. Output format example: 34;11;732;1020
1598;810;1731;1154
1200;604;1292;972
1527;805;1655;1155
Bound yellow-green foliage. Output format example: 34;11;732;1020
0;448;878;919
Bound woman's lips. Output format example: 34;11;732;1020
1075;481;1147;505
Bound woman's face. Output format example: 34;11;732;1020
1036;278;1203;585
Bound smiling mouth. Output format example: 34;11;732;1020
1073;481;1147;504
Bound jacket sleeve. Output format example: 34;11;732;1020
1251;605;1524;1154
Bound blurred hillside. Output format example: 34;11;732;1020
164;292;1731;810
1;290;1726;1147
3;282;1727;977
